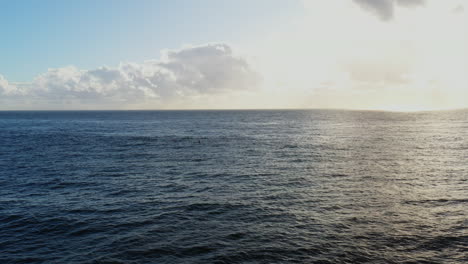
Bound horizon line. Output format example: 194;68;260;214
0;107;466;113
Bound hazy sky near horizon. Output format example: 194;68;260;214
1;0;467;110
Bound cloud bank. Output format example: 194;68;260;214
353;0;426;21
0;44;261;109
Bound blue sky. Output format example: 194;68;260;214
1;0;302;82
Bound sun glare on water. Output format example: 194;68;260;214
378;104;452;112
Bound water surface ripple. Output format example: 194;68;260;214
0;110;467;263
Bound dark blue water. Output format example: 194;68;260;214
1;110;467;264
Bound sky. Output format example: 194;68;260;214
1;0;467;111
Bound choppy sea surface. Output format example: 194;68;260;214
0;110;467;264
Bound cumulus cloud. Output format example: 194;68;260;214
1;43;261;109
0;75;22;95
0;75;8;93
353;0;425;21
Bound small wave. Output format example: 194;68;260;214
404;198;468;206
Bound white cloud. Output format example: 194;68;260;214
0;75;8;93
0;75;18;95
1;43;261;109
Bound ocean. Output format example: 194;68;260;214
0;110;466;263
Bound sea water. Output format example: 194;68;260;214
0;110;466;263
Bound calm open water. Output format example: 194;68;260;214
0;110;467;264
